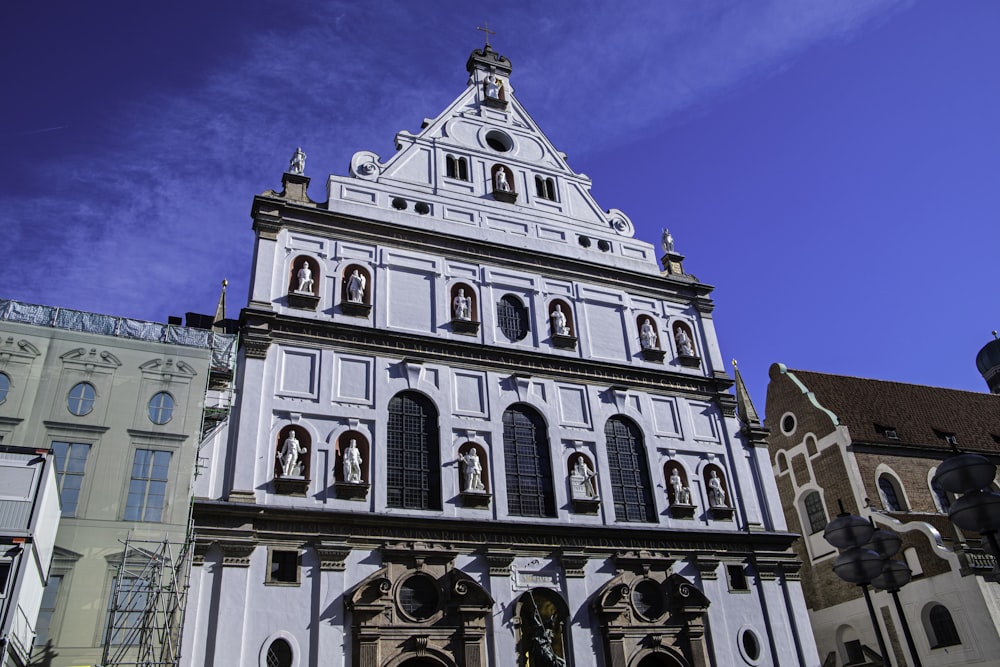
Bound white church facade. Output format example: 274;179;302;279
183;44;819;667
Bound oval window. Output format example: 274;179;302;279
67;382;96;416
398;573;440;621
148;392;175;425
0;372;9;404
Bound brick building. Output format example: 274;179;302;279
765;363;1000;666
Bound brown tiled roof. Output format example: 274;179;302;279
788;369;1000;454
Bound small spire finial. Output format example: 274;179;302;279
993;330;998;340
476;21;496;47
732;359;738;369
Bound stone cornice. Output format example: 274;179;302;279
249;194;716;306
242;307;735;398
192;500;801;559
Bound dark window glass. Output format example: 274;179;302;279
879;475;905;511
67;382;96;416
51;441;91;516
932;478;951;512
269;550;298;583
605;417;656;522
535;176;545;197
459;157;468;181
727;564;749;591
804;491;827;534
844;639;865;663
497;295;529;342
266;639;293;667
35;574;63;646
399;574;439;620
742;630;761;660
446;155;457;179
929;604;961;648
631;580;664;619
503;406;555;517
0;373;10;404
387;392;440;510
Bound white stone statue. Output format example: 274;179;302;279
550;304;570;336
485;76;501;99
460;449;485;492
708;470;726;507
453;289;471;321
640;318;658;349
347;270;366;303
296;261;314;293
675;327;695;356
277;431;307;477
289;147;306;175
572;456;598;499
343;439;363;483
662;228;674;253
669;466;691;505
495;169;510;192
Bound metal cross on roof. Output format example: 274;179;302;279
476;22;496;47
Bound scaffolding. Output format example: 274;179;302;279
101;535;191;667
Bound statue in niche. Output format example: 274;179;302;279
662;228;674;253
550;304;570;336
675;327;695;356
296;260;314;293
495;169;511;193
527;600;566;667
289;147;306;175
572;456;598;499
460;449;485;492
277;431;307;477
343;439;363;483
708;470;727;507
669;466;692;505
485;76;501;98
453;288;472;321
640;318;658;349
346;270;366;303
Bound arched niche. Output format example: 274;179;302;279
482;74;507;104
341;264;372;317
287;256;321;310
637;316;665;362
333;431;370;501
568;452;599;513
274;424;311;495
703;464;734;520
548;298;577;349
491;164;517;203
672;321;700;367
514;588;571;667
457;442;490;509
593;571;710;667
450;283;480;335
664;462;695;519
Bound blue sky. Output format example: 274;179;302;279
3;1;998;414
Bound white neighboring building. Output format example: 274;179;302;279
185;45;820;667
0;446;59;667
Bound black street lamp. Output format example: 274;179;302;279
824;505;892;666
867;527;922;667
933;449;1000;582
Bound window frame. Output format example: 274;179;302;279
67;381;96;416
878;473;907;512
0;372;10;404
147;391;175;425
51;440;92;517
926;603;961;648
386;391;441;511
124;449;173;522
803;490;827;534
497;294;529;342
604;416;656;523
265;548;301;586
502;405;556;518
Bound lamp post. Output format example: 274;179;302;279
824;505;892;666
933;449;1000;582
868;527;922;667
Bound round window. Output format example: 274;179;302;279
780;412;796;435
398;574;439;621
741;628;761;662
631;579;665;620
485;130;513;152
0;372;10;404
148;392;175;425
67;382;96;416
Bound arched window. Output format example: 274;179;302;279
497;295;529;342
67;382;96;416
931;476;951;513
503;405;555;517
265;638;292;667
605;417;656;522
775;451;788;473
802;491;827;534
878;473;906;511
387;392;440;510
925;604;961;648
446;154;469;181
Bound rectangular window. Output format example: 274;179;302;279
35;574;63;647
51;441;91;516
106;575;148;646
844;639;865;664
726;564;749;591
266;549;300;585
0;561;10;595
125;449;172;522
